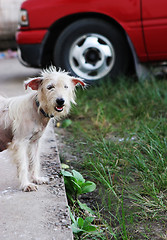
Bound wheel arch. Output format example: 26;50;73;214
41;12;134;72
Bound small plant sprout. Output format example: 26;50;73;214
69;207;97;238
61;169;96;202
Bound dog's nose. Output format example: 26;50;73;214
56;98;65;106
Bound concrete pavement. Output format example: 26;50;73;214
0;58;73;240
0;58;39;96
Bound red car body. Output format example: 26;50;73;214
16;0;167;81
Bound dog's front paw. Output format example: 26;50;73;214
32;176;49;185
22;183;38;192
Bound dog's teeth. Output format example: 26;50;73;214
55;106;63;112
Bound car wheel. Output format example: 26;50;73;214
53;18;131;83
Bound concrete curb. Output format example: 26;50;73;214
0;120;73;240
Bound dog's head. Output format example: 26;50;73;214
24;67;85;119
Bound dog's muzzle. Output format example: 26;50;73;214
55;98;65;112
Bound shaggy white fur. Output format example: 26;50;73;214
0;67;85;191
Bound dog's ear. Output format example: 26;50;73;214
24;77;43;90
72;78;86;87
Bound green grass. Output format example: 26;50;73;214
62;77;167;239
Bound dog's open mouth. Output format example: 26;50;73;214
55;106;64;112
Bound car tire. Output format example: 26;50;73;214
53;18;131;83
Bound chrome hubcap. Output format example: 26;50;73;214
69;34;115;80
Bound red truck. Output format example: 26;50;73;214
16;0;167;83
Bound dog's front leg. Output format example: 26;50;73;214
11;140;38;192
29;140;49;185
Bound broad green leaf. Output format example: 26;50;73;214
81;181;96;194
61;170;73;177
84;225;97;232
77;200;95;215
83;216;95;227
71;223;82;234
71;179;82;192
72;170;85;183
77;217;84;228
61;163;70;169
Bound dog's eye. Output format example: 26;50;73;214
64;85;68;89
47;85;54;90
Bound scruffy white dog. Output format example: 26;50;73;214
0;67;85;191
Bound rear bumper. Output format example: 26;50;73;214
16;29;47;67
17;43;42;67
16;29;47;44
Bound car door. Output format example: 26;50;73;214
142;0;167;61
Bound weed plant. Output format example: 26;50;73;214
64;77;167;239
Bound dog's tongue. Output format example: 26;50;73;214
55;106;64;112
57;106;63;110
